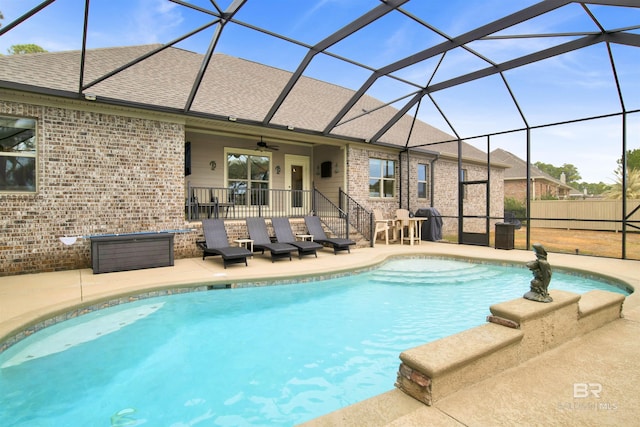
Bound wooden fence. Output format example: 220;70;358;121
530;199;640;232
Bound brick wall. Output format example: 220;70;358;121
1;99;191;276
432;161;505;234
347;146;400;219
1;96;505;275
505;180;527;202
347;146;505;236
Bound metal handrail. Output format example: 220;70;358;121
339;188;373;245
312;187;350;239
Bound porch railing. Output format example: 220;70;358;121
186;183;354;241
186;183;313;220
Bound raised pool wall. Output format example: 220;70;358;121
396;289;625;406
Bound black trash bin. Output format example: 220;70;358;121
414;207;443;241
495;222;516;250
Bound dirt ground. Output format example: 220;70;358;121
445;228;640;260
514;227;640;259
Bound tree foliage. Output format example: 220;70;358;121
504;197;526;221
533;161;611;195
534;161;581;185
578;181;609;196
616;148;640;172
7;44;47;55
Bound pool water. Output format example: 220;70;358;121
0;258;629;426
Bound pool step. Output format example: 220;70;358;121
369;263;502;285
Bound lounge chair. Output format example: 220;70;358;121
271;217;323;258
304;216;356;254
246;217;297;262
197;219;252;268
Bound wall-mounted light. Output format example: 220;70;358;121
334;162;339;174
275;165;281;174
228;116;237;122
209;160;217;171
315;165;320;176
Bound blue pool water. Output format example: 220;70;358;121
0;258;630;426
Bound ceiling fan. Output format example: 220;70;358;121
256;136;279;151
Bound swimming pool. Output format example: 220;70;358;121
0;258;630;426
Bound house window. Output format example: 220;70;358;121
369;158;395;198
226;149;270;206
418;163;429;199
0;116;36;193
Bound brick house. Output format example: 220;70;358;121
0;45;505;275
491;148;574;202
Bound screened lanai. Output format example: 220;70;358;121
1;0;639;259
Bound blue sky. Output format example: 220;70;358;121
1;0;639;184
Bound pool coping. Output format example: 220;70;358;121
1;246;636;353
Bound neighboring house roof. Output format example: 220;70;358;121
568;187;588;198
490;148;573;189
0;44;497;165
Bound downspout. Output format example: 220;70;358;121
399;150;405;209
406;149;411;210
457;138;463;244
430;154;440;208
531;177;536;201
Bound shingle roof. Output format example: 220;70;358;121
0;44;491;162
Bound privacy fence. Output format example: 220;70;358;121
530;199;640;232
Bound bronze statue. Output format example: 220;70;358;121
523;243;553;303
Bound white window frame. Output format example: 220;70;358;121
224;147;272;206
369;158;396;198
417;163;429;199
0;116;37;193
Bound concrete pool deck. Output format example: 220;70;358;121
1;242;639;426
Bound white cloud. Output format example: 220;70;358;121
126;0;184;44
292;0;341;33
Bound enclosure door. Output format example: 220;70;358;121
284;155;310;216
459;180;490;246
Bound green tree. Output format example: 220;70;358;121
504;197;526;221
630;149;640;171
7;44;47;55
616;148;640;172
534;161;581;185
603;168;640;199
578;181;610;196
